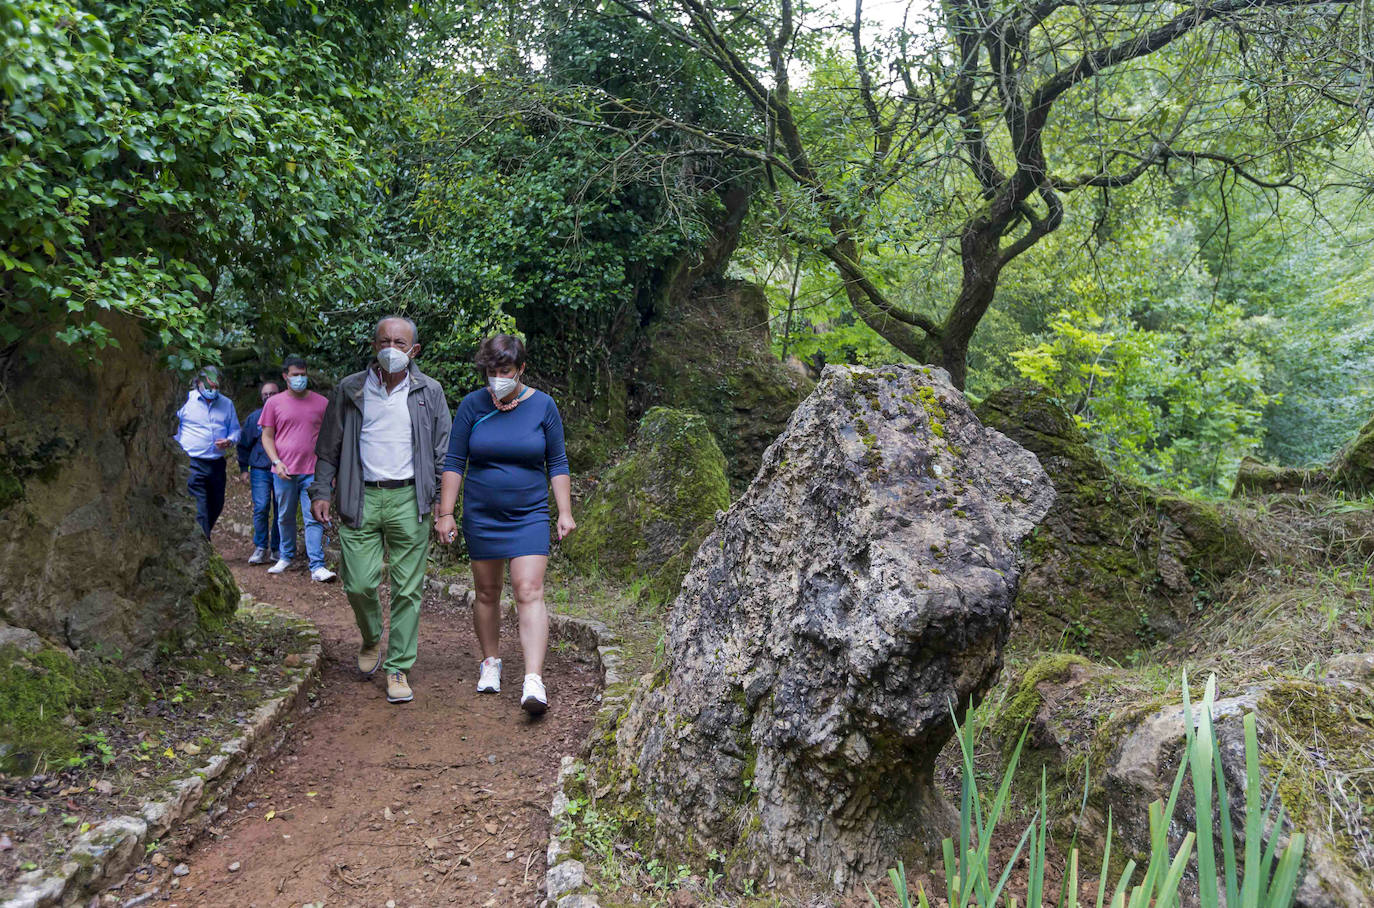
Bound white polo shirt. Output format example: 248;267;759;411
360;367;415;481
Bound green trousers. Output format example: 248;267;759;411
339;485;430;673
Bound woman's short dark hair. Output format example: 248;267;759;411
474;335;526;371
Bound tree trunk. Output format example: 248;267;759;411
940;222;1005;390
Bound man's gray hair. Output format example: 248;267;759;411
374;314;419;345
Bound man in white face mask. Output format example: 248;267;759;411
175;364;241;539
309;316;453;705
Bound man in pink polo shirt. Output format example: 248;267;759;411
260;355;336;582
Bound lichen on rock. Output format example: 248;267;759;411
591;364;1054;891
561;407;730;585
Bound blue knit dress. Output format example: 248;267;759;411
443;388;570;560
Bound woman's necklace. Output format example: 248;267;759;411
489;383;526;412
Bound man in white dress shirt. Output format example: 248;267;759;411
309;317;452;704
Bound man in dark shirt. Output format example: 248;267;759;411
237;381;282;564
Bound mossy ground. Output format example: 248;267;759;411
0;603;316;890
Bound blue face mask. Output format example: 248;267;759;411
199;386;219;402
287;375;309;392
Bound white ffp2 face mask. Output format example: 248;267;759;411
377;347;410;374
489;375;519;398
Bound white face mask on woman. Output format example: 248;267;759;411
489;375;519;398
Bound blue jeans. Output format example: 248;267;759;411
274;472;326;570
249;467;281;553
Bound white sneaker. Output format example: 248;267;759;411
267;558;291;574
248;547;268;564
521;674;547;715
477;658;501;694
310;567;337;583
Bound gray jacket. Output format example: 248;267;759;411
309;363;453;529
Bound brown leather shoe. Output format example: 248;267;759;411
386;671;413;704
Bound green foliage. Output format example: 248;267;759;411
873;675;1305;908
299;2;745;396
1;0;403;363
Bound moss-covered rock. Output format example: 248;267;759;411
0;313;238;664
562;408;730;583
981;655;1374;907
1233;410;1374;497
977;383;1255;658
638;517;715;608
639;279;812;489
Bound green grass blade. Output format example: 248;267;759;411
1213;734;1239;908
942;837;958;908
1157;831;1196;908
1027;769;1047;908
1063;847;1079;908
1266;834;1305;908
965;729;1028;906
1141;800;1165;901
1257;805;1286;904
1189;676;1219;906
889;862;911;908
1095;811;1115;908
950;704;981;904
1241;714;1262;908
1109;859;1137;908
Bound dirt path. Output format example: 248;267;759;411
119;493;599;907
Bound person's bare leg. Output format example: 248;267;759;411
469;558;506;661
509;555;549;677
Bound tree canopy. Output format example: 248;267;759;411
599;0;1372;387
1;0;408;364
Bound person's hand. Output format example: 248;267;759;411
310;499;333;527
272;461;292;480
237;471;249;485
214;437;232;451
556;513;576;541
434;514;458;545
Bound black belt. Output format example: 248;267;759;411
364;478;415;489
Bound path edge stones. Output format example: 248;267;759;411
1;598;322;908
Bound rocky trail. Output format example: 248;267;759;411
117;486;599;908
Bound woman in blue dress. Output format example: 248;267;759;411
434;335;575;715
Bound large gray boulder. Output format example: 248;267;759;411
592;364;1055;891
